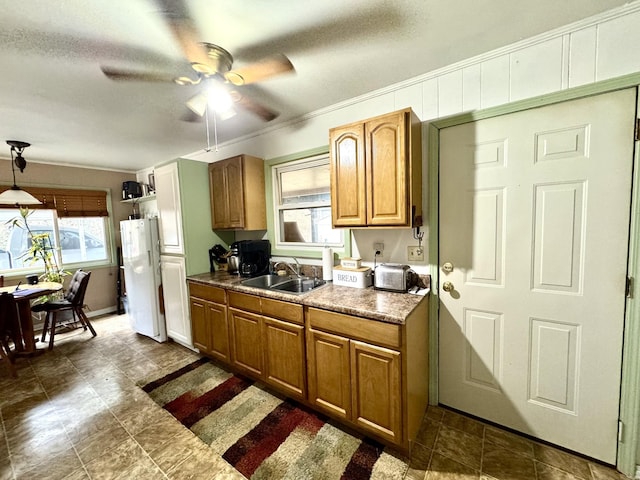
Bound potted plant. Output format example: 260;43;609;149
6;207;68;284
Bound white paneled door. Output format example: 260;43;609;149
438;88;636;462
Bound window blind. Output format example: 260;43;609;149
0;186;109;217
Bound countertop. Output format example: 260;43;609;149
187;271;430;325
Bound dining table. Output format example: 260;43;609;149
0;281;63;355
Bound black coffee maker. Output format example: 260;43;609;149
232;240;271;277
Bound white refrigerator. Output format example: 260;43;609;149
120;217;167;343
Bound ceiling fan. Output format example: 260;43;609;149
100;0;294;122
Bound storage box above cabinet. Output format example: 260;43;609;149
330;108;422;228
208;154;267;230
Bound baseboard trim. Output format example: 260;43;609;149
85;306;118;318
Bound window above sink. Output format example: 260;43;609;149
265;147;351;260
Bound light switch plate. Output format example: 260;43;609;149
408;246;424;262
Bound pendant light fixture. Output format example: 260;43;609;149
0;140;41;206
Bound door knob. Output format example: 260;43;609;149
442;262;454;273
442;281;454;292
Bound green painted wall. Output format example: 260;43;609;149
176;158;233;275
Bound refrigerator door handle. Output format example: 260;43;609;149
148;250;152;266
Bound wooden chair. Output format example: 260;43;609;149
33;270;96;350
0;292;20;377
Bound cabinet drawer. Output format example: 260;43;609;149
228;291;261;313
306;307;401;349
262;298;303;324
188;282;226;304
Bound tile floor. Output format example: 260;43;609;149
0;314;631;480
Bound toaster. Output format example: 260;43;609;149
373;264;419;292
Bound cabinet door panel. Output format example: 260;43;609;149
155;162;184;254
365;111;407;226
160;255;191;347
209;161;230;229
263;317;306;400
225;159;245;228
190;298;209;353
351;340;402;443
208;301;229;363
307;328;351;420
229;308;263;377
330;123;366;226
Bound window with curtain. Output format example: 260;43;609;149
0;187;110;274
272;154;343;249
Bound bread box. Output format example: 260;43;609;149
332;266;372;288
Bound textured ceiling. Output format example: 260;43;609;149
0;0;630;172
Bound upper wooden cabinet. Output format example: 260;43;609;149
208;154;267;230
330;108;422;228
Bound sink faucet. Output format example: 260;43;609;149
273;258;302;277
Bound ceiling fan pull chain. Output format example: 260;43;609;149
213;109;219;152
204;104;211;152
203;104;220;153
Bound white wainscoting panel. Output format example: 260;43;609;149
568;26;597;87
510;37;564;101
597;10;640;81
480;55;511;108
438;70;464;117
462;64;482;111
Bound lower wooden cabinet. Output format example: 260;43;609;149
227;291;306;399
306;304;429;452
307;327;402;444
350;340;402;444
189;283;229;362
307;328;351;420
187;280;429;453
263;316;306;400
229;307;264;377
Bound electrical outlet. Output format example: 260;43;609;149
408;246;424;262
374;242;384;253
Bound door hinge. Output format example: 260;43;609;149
619;420;624;443
635;119;640;141
627;276;634;298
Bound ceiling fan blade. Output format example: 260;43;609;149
100;66;176;82
225;54;294;86
155;0;217;75
180;109;203;122
231;91;278;121
185;92;208;117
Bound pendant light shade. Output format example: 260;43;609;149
0;186;41;205
0;140;41;207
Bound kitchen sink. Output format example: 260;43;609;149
240;275;326;295
240;274;285;289
271;277;326;294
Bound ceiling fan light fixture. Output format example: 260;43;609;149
1;140;41;206
174;75;201;86
207;83;233;113
225;72;245;86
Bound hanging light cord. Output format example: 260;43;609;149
8;146;27;187
204;104;219;153
9;148;18;187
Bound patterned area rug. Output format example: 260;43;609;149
140;357;409;479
